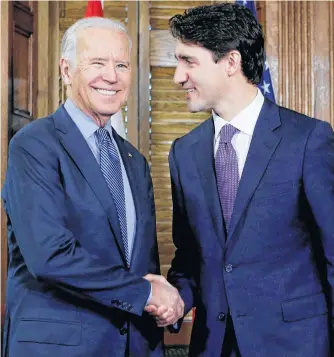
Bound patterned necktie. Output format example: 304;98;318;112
215;124;240;232
95;128;129;265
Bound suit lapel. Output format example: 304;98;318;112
53;106;127;263
227;100;282;244
192;118;227;250
112;131;143;270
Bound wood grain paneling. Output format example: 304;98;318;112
150;0;227;30
266;1;333;125
10;1;37;137
139;1;151;159
13;32;30;111
126;1;139;147
150;30;177;67
279;1;312;116
311;1;332;124
36;2;49;118
49;1;60;112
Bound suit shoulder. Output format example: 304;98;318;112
278;105;323;132
172;117;212;152
9;113;56;151
277;105;334;147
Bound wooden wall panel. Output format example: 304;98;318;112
37;2;50;118
265;0;333;125
126;1;139;147
10;1;37;137
49;2;60;112
138;1;150;159
278;1;313;115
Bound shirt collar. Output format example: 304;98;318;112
64;99;113;139
213;89;264;140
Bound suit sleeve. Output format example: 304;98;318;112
145;156;161;275
303;120;334;327
167;140;199;331
3;133;150;316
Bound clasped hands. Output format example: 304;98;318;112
143;274;184;327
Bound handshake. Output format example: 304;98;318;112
143;274;185;327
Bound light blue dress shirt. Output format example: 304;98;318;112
64;99;137;262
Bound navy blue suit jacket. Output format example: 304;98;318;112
168;100;334;357
2;106;163;357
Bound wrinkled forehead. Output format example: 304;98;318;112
76;27;130;59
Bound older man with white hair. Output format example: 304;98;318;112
2;17;184;357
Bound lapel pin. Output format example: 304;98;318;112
128;153;132;158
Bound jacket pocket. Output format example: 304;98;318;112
281;292;328;322
17;319;81;346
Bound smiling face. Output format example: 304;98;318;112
174;40;229;113
61;27;131;126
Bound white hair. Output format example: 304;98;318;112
61;17;131;66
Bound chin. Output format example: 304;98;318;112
188;103;206;113
97;105;121;115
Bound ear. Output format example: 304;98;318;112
60;58;73;85
226;50;242;77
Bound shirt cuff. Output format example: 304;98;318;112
145;283;152;306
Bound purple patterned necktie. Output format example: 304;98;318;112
215;124;240;232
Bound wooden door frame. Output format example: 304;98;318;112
138;1;150;160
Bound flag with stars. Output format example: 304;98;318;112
236;0;276;102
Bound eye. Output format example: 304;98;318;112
92;61;104;66
182;58;194;67
116;63;129;69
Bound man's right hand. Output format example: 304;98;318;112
143;274;184;327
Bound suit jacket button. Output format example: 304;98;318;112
225;264;233;273
120;327;128;335
112;299;120;306
218;313;226;321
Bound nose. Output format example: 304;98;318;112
102;62;117;83
173;64;188;86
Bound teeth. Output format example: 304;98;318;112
96;89;116;96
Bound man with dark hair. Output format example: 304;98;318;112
147;3;334;357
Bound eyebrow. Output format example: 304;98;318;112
175;54;196;62
115;61;130;65
89;57;108;62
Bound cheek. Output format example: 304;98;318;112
86;71;103;87
119;73;131;90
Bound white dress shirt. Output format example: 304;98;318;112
213;89;264;178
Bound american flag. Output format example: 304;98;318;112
236;0;276;102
